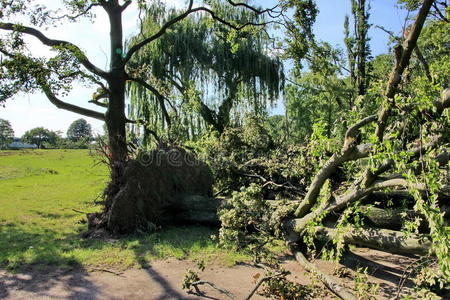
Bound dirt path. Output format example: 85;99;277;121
0;248;417;300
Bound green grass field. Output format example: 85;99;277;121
0;150;248;271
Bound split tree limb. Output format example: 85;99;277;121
375;0;434;141
294;143;373;218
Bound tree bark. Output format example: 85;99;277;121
103;1;129;217
316;226;432;256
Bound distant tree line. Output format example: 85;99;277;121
0;118;94;149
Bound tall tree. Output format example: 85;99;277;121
67;118;92;142
22;127;58;149
0;0;276;232
0;119;14;149
344;0;371;99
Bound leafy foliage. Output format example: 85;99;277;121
126;1;284;141
189;117;314;199
21;127;59;149
67;118;92;142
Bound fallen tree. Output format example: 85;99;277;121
214;1;450;297
87;0;447;298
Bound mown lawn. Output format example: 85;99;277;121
0;150;247;271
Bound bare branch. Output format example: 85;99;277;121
0;22;108;79
190;280;236;299
432;1;449;22
225;1;279;15
243;270;289;300
292;249;357;300
48;3;100;21
41;86;105;121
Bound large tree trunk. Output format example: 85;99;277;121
89;1;132;233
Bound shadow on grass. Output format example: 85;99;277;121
127;226;218;265
0;266;99;299
0;223;100;299
0;223;222;299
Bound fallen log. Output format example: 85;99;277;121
284;218;432;256
361;206;424;231
316;226;432;256
361;206;450;231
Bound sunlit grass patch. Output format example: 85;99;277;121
0;150;251;271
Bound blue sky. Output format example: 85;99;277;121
0;0;409;136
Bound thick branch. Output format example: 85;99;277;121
436;88;450;115
120;0;132;12
375;0;434;140
0;23;108;79
289;179;429;235
358;206;448;231
294;143;372;218
316;226;432;256
42;86;105;121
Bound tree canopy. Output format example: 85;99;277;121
0;118;14;149
22;127;59;149
67;118;92;142
126;1;284;142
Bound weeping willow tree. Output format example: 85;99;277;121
126;1;284;142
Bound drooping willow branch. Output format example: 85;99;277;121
124;0;273;63
127;76;172;128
